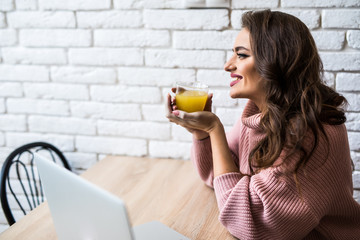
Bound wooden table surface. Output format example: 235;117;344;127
0;156;234;240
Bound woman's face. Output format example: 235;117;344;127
224;28;266;109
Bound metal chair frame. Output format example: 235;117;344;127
0;142;71;225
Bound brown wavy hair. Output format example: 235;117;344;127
241;10;347;183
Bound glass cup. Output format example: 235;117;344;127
175;82;209;113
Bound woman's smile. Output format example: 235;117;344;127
230;73;242;87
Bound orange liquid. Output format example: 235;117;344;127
176;90;208;113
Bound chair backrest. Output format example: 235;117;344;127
0;142;72;225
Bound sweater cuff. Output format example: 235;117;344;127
213;172;242;196
192;135;210;143
192;135;212;160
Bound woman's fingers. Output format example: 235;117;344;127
167;110;188;127
168;89;178;111
169;110;207;130
166;93;173;114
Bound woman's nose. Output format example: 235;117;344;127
224;58;236;72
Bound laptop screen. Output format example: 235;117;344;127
35;153;135;240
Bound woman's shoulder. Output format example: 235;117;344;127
272;123;350;172
304;123;351;174
322;123;348;143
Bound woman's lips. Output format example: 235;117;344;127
230;73;242;87
230;79;240;87
230;73;241;78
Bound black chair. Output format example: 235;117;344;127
0;142;72;225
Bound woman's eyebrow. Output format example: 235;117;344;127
232;46;250;52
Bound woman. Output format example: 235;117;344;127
166;10;360;239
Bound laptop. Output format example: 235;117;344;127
34;153;190;240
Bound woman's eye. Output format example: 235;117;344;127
237;53;249;59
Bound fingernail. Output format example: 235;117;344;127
173;110;180;116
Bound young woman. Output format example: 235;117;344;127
166;10;360;239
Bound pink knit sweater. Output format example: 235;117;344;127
191;100;360;239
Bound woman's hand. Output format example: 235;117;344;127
166;88;238;177
166;89;216;140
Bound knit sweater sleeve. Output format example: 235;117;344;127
213;171;319;239
190;118;242;188
190;136;214;187
212;124;358;239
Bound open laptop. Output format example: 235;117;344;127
34;153;190;240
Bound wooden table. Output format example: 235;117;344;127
0;156;234;240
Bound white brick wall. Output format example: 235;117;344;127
232;0;278;9
141;104;167;122
38;0;111;10
149;140;192;159
94;29;170;47
0;0;359;229
7;11;75;28
322;9;360;28
197;69;229;87
348;132;360;152
343;93;360;111
77;11;142;28
0;98;4;113
7;98;69;116
0;132;4;146
0;115;26;131
24;83;89;100
336;73;360;91
97;120;170;140
0;30;17;46
6;132;74;151
311;31;345;50
51;66;117;84
20;29;91;47
0;65;49;81
15;0;37;10
347;30;360;49
118;67;196;86
320;52;360;71
2;48;67;65
0;12;5;28
0;0;13;11
90;85;161;103
114;0;144;9
346;112;360;131
69;48;143;66
174;30;237;50
0;83;22;97
70;101;141;120
145;49;225;68
76;135;147;156
281;10;321;29
171;124;192;142
144;9;229;30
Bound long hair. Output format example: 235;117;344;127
241;10;347;184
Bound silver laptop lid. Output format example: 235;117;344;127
34;153;135;240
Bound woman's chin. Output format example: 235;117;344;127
229;90;241;99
